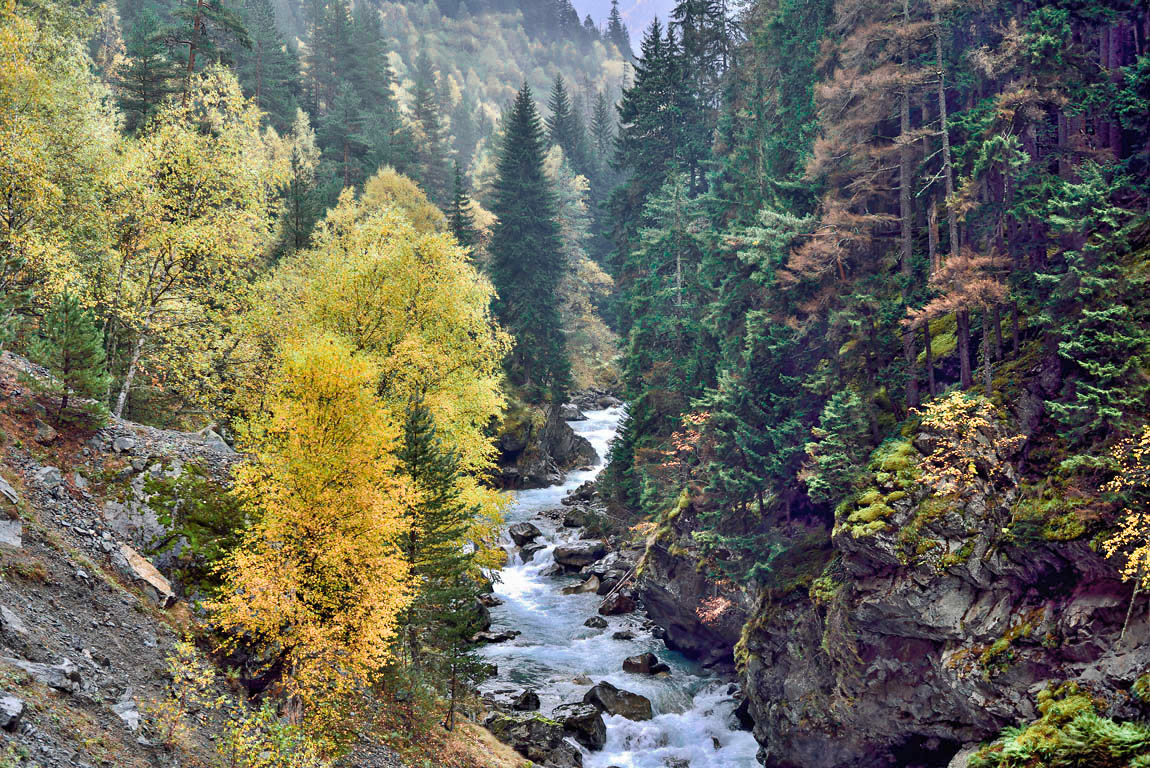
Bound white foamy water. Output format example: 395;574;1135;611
480;407;760;768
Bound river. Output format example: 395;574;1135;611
479;406;761;768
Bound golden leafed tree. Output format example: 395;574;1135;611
212;334;412;732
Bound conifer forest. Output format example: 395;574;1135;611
1;0;1150;765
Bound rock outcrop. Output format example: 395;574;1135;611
496;404;597;489
737;423;1150;768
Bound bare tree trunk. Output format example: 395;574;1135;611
981;307;993;394
182;0;205;104
956;309;972;389
114;330;146;419
900;0;919;409
924;322;936;397
934;16;959;263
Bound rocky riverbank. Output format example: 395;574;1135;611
478;409;758;768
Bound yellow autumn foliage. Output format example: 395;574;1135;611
212;334;412;731
361;166;447;234
1103;425;1150;590
249;174;511;559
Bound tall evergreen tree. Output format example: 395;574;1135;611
395;395;485;729
168;0;251;96
236;0;298;121
232;0;300;131
117;9;181;133
589;90;614;168
546;74;590;175
606;0;633;58
489;83;571;400
411;46;452;206
447;161;478;251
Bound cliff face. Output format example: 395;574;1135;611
630;389;1148;767
735;424;1147;767
638;498;754;669
496;403;598;489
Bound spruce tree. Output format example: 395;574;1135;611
411;46;452;206
395;395;485;726
117;9;181;133
546;75;589;175
232;0;300;131
447;162;478;252
30;291;110;422
489;83;571;401
589;90;614;168
606;0;633;58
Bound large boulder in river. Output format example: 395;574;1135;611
554;540;606;569
484;711;570;763
562;575;600;595
509;522;543;546
583;681;652;721
512;689;541;711
559;403;587;421
553;703;606;750
521;542;547;563
622;652;671;675
598;592;636;615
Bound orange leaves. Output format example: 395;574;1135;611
903;246;1008;329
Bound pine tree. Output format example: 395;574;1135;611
410;46;452;206
117;9;181;133
447;162;478;251
395;395;485;729
589;90;614;167
232;0;300;131
803;390;870;505
546;75;589;175
30;291;111;422
317;81;366;190
489;83;571;400
168;0;251;97
606;0;633;58
280;109;321;255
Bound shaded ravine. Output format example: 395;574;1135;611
480;407;759;768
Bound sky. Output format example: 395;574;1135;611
571;0;677;46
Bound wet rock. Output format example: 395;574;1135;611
521;542;547;563
509;522;543;547
33;418;57;444
562;576;600;595
553;703;606;750
596;395;623;408
559;404;586;421
0;519;21;549
484;711;568;763
622;652;669;675
664;760;690;768
115;544;176;608
471;630;521;644
583;616;608;629
475;598;492;632
582;681;653;721
512;689;541;711
732;696;754;731
554;541;606;569
598;593;636;616
561;481;598;506
545;741;583;768
611;630;635;641
477;593;504;608
0;694;23;731
597;570;627;595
